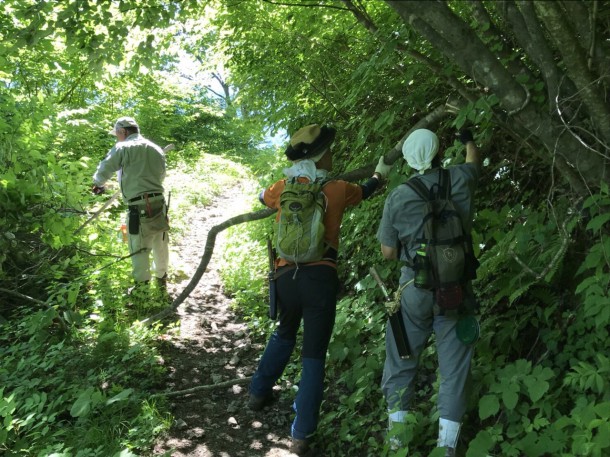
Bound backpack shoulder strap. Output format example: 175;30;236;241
315;177;332;187
405;176;430;201
402;176;430;263
438;168;452;199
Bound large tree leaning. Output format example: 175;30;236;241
386;0;609;195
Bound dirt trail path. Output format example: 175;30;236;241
153;180;300;457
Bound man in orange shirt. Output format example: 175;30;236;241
248;124;392;455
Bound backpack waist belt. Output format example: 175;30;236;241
322;247;337;263
275;247;338;276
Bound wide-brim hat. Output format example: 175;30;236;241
109;116;139;135
285;124;336;161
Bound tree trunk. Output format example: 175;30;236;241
385;0;608;193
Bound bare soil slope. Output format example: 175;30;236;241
153;181;306;457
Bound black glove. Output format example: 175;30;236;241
458;129;474;145
92;185;105;195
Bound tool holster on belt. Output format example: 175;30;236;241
128;206;140;234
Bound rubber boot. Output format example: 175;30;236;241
388;410;409;450
155;274;168;290
128;280;149;305
437;418;460;456
154;274;171;302
291;357;325;440
249;332;295;399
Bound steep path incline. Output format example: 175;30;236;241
153;180;302;457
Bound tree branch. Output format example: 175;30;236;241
534;1;610;147
387;0;529;114
142;102;455;325
586;0;598;71
339;100;455;181
0;287;68;331
142;207;276;323
561;0;593;53
261;0;349;11
469;1;535;84
343;0;476;104
150;376;252;399
508;221;569;282
0;287;47;306
506;1;565;112
385;0;607;193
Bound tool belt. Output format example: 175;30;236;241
128;192;163;203
127;193;169;236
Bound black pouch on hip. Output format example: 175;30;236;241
128;206;140;235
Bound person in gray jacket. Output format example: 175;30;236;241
377;128;480;457
92;116;169;294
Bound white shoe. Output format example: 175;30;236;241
389;435;404;451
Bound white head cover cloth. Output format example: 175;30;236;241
282;149;329;181
402;129;439;174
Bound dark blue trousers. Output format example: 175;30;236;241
250;264;339;439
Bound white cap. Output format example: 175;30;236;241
109;116;139;136
402;129;439;174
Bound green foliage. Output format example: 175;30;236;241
1;0;609;454
576;183;610;330
460;185;610;457
0;310;170;455
0;135;259;455
221;217;273;337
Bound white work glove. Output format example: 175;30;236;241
374;156;392;179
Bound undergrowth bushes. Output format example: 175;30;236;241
0;145;253;455
0;308;170;456
222;169;610;457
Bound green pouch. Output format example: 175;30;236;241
455;314;480;345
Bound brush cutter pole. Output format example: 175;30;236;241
74;191;120;234
267;238;278;320
370;266;411;360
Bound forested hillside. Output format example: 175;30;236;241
1;1;608;456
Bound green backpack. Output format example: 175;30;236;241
275;177;328;264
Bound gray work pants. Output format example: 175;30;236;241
381;268;473;422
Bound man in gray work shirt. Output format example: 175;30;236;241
92;116;169;293
377;128;480;457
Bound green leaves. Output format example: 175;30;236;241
466;430;495;457
454;94;499;130
0;297;169;454
479;359;555;420
586;212;610;232
564;354;610;395
479;394;499;420
70;387;133;417
70;387;102;418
